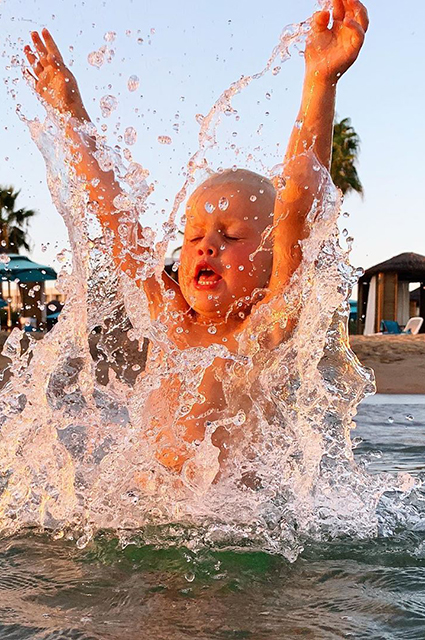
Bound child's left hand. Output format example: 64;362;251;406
305;0;369;82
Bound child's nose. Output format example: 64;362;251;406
198;246;216;257
197;236;219;257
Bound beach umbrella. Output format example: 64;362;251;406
0;254;57;282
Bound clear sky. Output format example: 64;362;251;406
0;0;424;280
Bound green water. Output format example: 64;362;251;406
0;398;424;640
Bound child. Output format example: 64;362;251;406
24;0;368;476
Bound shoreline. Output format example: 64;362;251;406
0;331;423;395
350;334;425;395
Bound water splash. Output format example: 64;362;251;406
0;13;420;560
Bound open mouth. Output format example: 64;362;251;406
194;263;223;290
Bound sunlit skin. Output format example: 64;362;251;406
24;0;369;476
179;171;276;321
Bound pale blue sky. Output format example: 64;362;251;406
0;0;424;279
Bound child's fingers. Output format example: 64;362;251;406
332;0;345;22
312;10;331;31
31;31;48;60
344;16;366;48
24;45;44;77
348;0;369;32
42;28;64;62
24;45;37;66
23;67;38;85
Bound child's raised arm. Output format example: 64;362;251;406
24;29;186;316
268;0;368;293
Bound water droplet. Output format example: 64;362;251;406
113;194;133;210
265;92;271;100
185;572;195;582
208;325;217;334
204;202;215;214
158;135;172;145
124;127;137;145
195;113;205;125
250;195;257;202
342;229;348;238
387;417;394;424
238;265;244;271
176;326;183;334
218;197;229;211
226;264;231;269
100;94;118;117
406;415;414;422
127;75;140;92
104;31;116;42
137;38;143;45
88;49;105;68
272;66;281;76
343;211;350;218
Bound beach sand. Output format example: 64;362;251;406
0;331;423;395
350;334;425;395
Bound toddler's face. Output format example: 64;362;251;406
179;175;275;320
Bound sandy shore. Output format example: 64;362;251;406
350;334;425;395
0;331;423;395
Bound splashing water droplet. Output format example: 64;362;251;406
158;135;172;145
185;572;195;582
88;49;105;68
218;197;229;211
100;94;118;117
104;31;116;42
204;202;215;214
127;75;140;92
124;127;137;145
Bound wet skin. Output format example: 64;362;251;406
23;0;369;475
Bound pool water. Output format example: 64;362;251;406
0;396;424;640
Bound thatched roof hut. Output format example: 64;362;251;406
358;252;425;334
363;252;425;281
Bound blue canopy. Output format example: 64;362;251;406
0;254;57;283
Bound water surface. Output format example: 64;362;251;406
0;397;424;640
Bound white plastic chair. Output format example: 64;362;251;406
404;317;423;335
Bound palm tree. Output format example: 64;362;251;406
0;187;36;253
331;117;363;197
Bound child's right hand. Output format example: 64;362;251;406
24;28;88;120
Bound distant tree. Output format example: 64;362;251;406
331;117;364;197
0;187;36;253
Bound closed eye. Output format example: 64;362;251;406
189;236;203;243
224;235;242;241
